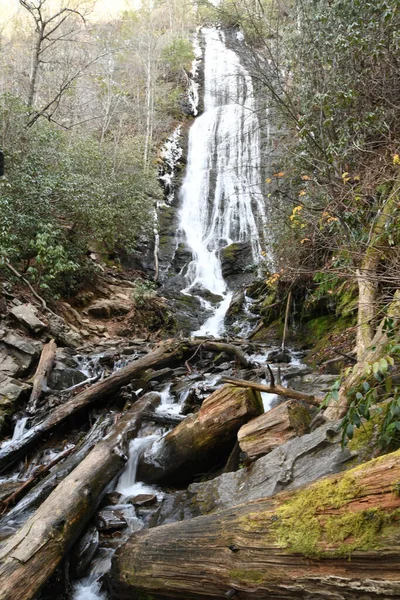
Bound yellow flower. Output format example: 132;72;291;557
301;175;311;181
341;172;351;183
273;171;285;178
298;190;306;197
265;178;272;183
300;238;311;244
353;175;361;181
393;154;400;165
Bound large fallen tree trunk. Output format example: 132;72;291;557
238;399;311;460
0;339;245;473
222;375;324;406
137;385;263;484
111;448;400;600
0;392;160;600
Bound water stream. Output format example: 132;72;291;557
179;27;266;336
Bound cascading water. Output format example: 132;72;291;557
179;28;266;336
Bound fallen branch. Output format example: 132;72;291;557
0;339;251;473
26;339;57;415
221;376;323;406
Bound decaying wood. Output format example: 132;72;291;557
137;385;263;484
111;449;400;600
0;339;250;473
0;393;160;600
2;415;112;525
238;400;311;460
222;376;324;406
26;339;57;415
0;445;74;515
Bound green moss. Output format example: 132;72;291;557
268;460;400;558
229;569;266;585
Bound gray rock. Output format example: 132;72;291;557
1;332;42;356
48;363;87;391
127;493;157;507
0;374;31;435
187;422;354;514
0;332;41;378
87;299;131;319
9;304;47;334
47;315;82;348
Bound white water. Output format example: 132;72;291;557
179;28;266;336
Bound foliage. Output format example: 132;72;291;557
132;279;158;308
325;317;400;450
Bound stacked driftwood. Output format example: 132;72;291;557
0;337;398;600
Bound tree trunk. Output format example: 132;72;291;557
111;449;400;600
0;393;160;600
0;339;249;473
356;173;400;361
1;415;112;525
137;385;263;484
222;376;323;406
26;339;57;415
238;400;311;460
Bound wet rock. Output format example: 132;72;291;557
0;374;31;435
170;242;193;274
224;290;245;324
189;284;224;305
48;363;87;391
95;510;128;532
9;304;47;334
148;491;196;528
220;242;253;277
102;491;124;507
188;422;354;515
70;526;99;578
127;494;157;507
267;349;291;363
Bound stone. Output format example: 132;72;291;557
47;314;82;348
48;363;87;391
87;299;131;319
95;510;127;532
101;492;124;507
187;422;354;515
2;333;41;356
0;374;31;435
0;332;41;378
224;290;245;324
9;304;47;334
220;241;253;277
127;494;157;507
267;349;291;363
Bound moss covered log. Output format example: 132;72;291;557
0;393;160;600
137;385;263;484
111;450;400;600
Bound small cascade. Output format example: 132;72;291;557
179;28;266;336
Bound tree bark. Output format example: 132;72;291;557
111;449;400;600
26;339;57;415
238;400;311;460
0;393;160;600
137;385;263;484
1;415;112;525
222;376;324;406
0;339;250;473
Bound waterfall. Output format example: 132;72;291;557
179;28;266;335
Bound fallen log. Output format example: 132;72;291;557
26;339;57;415
111;448;400;600
1;414;112;525
137;385;263;484
238;400;311;460
0;339;247;473
0;392;160;600
222;376;324;406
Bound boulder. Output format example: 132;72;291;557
0;333;41;378
48;363;87;391
127;494;157;507
220;241;252;277
87;299;131;319
224;290;245;324
9;304;47;334
187;422;354;515
95;510;128;532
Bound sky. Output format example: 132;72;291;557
0;0;139;25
